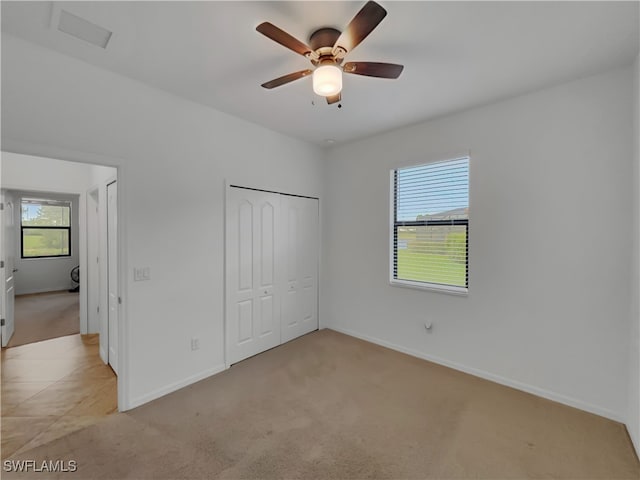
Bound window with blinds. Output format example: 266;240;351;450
391;157;469;293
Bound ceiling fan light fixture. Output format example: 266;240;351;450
313;65;342;96
257;1;402;100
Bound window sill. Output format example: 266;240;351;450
21;256;73;261
390;279;468;296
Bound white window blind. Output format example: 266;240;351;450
391;157;469;292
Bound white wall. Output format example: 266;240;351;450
629;52;640;456
1;34;324;409
8;190;79;295
2;153;93;190
323;67;634;421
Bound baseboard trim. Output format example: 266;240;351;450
16;288;76;297
328;326;625;423
128;364;227;410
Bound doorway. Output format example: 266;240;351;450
0;152;120;457
2;191;81;348
1;154;119;355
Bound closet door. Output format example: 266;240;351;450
281;195;319;343
226;187;281;365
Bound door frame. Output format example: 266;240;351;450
223;180;320;369
86;187;100;337
1;141;128;411
106;180;118;374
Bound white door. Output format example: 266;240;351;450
226;187;281;365
1;191;16;347
107;181;118;374
281;195;319;343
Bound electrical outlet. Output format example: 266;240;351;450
191;337;200;351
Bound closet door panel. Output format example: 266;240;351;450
281;196;319;343
226;187;281;364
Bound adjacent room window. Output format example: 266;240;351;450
21;199;72;258
391;157;469;294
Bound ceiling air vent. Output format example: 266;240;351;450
57;10;112;49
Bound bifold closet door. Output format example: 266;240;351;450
281;195;319;344
226;188;281;365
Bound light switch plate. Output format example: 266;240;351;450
134;267;150;282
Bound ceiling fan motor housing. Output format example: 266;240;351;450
309;27;341;52
309;28;345;65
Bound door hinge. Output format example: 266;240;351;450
97;306;100;313
1;319;5;327
118;297;122;305
0;203;4;210
0;261;4;268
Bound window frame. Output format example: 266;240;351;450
389;157;469;296
20;199;72;259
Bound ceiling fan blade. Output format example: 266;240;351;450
256;22;313;57
333;1;387;56
261;70;313;89
326;93;341;105
343;62;403;79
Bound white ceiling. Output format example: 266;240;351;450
2;1;639;146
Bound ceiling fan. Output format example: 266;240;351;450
256;1;404;105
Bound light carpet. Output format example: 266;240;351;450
7;292;80;348
4;329;639;479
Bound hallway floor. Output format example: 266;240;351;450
1;334;117;458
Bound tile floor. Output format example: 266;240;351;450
1;334;117;458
